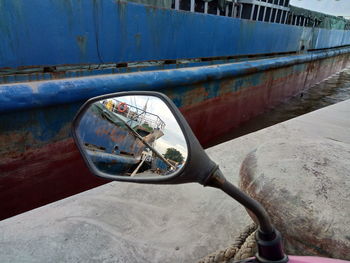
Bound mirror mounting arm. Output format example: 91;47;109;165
204;168;288;262
203;168;274;235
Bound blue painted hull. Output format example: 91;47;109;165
77;102;149;174
87;150;140;174
0;0;350;71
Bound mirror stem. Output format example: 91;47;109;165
205;168;288;262
205;168;274;235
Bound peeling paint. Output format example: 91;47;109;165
76;35;87;59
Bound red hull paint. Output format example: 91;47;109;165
0;139;107;220
180;55;350;145
1;53;349;220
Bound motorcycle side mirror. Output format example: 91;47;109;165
72;91;288;263
72;91;217;185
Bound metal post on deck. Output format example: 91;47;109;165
225;4;229;16
284;10;288;24
204;1;208;14
279;9;283;23
239;4;243;18
250;4;255;20
274;9;278;23
233;0;238;17
262;4;267;21
175;0;180;10
232;0;237;17
269;8;273;22
256;1;261;21
190;0;195;12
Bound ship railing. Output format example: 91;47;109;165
237;1;310;27
171;0;350;30
112;99;166;131
237;0;290;23
171;0;291;20
173;0;243;18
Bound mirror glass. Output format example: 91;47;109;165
75;95;188;178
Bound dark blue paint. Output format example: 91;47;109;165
78;104;145;156
1;46;349;113
1;0;350;69
0;102;82;151
88;150;139;175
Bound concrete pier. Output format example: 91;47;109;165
1;99;350;263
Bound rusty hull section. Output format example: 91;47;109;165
177;53;350;144
1;51;350;220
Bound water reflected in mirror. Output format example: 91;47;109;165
76;95;188;178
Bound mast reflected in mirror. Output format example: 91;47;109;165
75;95;188;178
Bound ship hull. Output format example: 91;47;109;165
1;48;350;219
1;0;350;219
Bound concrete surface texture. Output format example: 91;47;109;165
0;179;251;263
240;139;350;259
1;99;350;263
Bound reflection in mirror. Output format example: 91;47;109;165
76;95;188;178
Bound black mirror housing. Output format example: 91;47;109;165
72;91;217;185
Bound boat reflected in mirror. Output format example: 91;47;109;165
75;95;188;178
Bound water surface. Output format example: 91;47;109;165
208;67;350;147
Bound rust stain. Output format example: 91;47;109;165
76;35;87;59
180;86;209;107
134;33;141;49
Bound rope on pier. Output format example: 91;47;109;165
197;223;257;263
